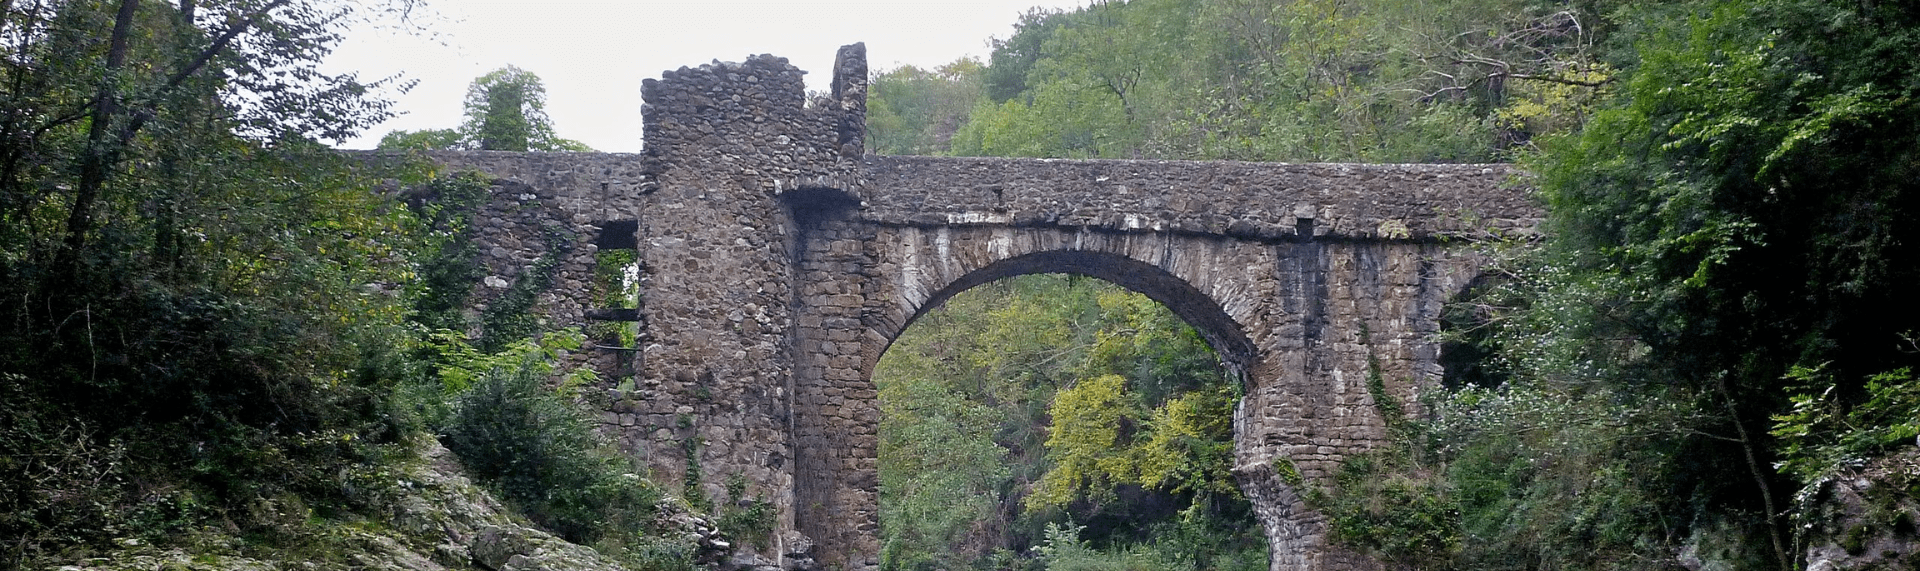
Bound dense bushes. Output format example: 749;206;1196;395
433;331;660;545
0;0;434;559
0;143;667;566
0;142;426;564
0;0;669;566
1296;1;1920;568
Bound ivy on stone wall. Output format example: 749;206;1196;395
479;224;575;353
405;173;492;332
683;436;709;513
1316;323;1460;568
403;173;580;355
718;473;777;550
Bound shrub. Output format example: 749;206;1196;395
437;331;659;544
1034;521;1156;571
1773;365;1920;482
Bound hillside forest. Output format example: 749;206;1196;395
0;0;1915;571
865;0;1920;570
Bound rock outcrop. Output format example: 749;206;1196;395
56;442;743;571
1800;448;1920;571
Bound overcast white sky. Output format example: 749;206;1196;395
323;0;1086;152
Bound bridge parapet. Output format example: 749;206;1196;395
856;156;1538;240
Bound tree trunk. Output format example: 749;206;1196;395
1718;374;1791;571
58;0;141;270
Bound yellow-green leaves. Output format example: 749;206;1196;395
1030;374;1141;509
1135;386;1238;496
1029;376;1241;510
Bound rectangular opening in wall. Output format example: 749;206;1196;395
590;247;643;385
595;219;639;250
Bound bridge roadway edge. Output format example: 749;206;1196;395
376;43;1542;571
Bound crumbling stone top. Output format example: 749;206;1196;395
642;54;810;113
852;156;1540;241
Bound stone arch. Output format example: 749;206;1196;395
791;221;1313;571
787;217;1484;571
858;225;1287;378
883;248;1257;376
864;247;1271;561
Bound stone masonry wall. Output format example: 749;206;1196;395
854;156;1536;241
404;43;1541;571
356;151;648;381
632;44;867;568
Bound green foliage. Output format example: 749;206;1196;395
478;225;574;352
1360;330;1407;435
1033;521;1155;571
876;358;1011;570
0;0;687;565
588;248;642;352
612;535;700;571
437;329;658;545
404;173;492;332
1772;366;1920;482
1324;453;1460;569
399;173;579;352
1030;374;1143;509
375;66;594;152
867;60;987;155
876;276;1079;569
378;128;464;151
1533;0;1920;404
462;66;593;152
1443;384;1715;571
984;9;1069;103
0;0;424;549
876;274;1261;571
1509;0;1920;565
1133;386;1238;497
935;0;1618;162
682;436;710;513
1317;365;1712;570
717;474;777;550
1319;333;1459;568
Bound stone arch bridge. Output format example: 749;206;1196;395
396;44;1541;571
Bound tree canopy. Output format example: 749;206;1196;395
378;65;593;151
872;1;1920;570
869;0;1617;162
0;0;433;561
